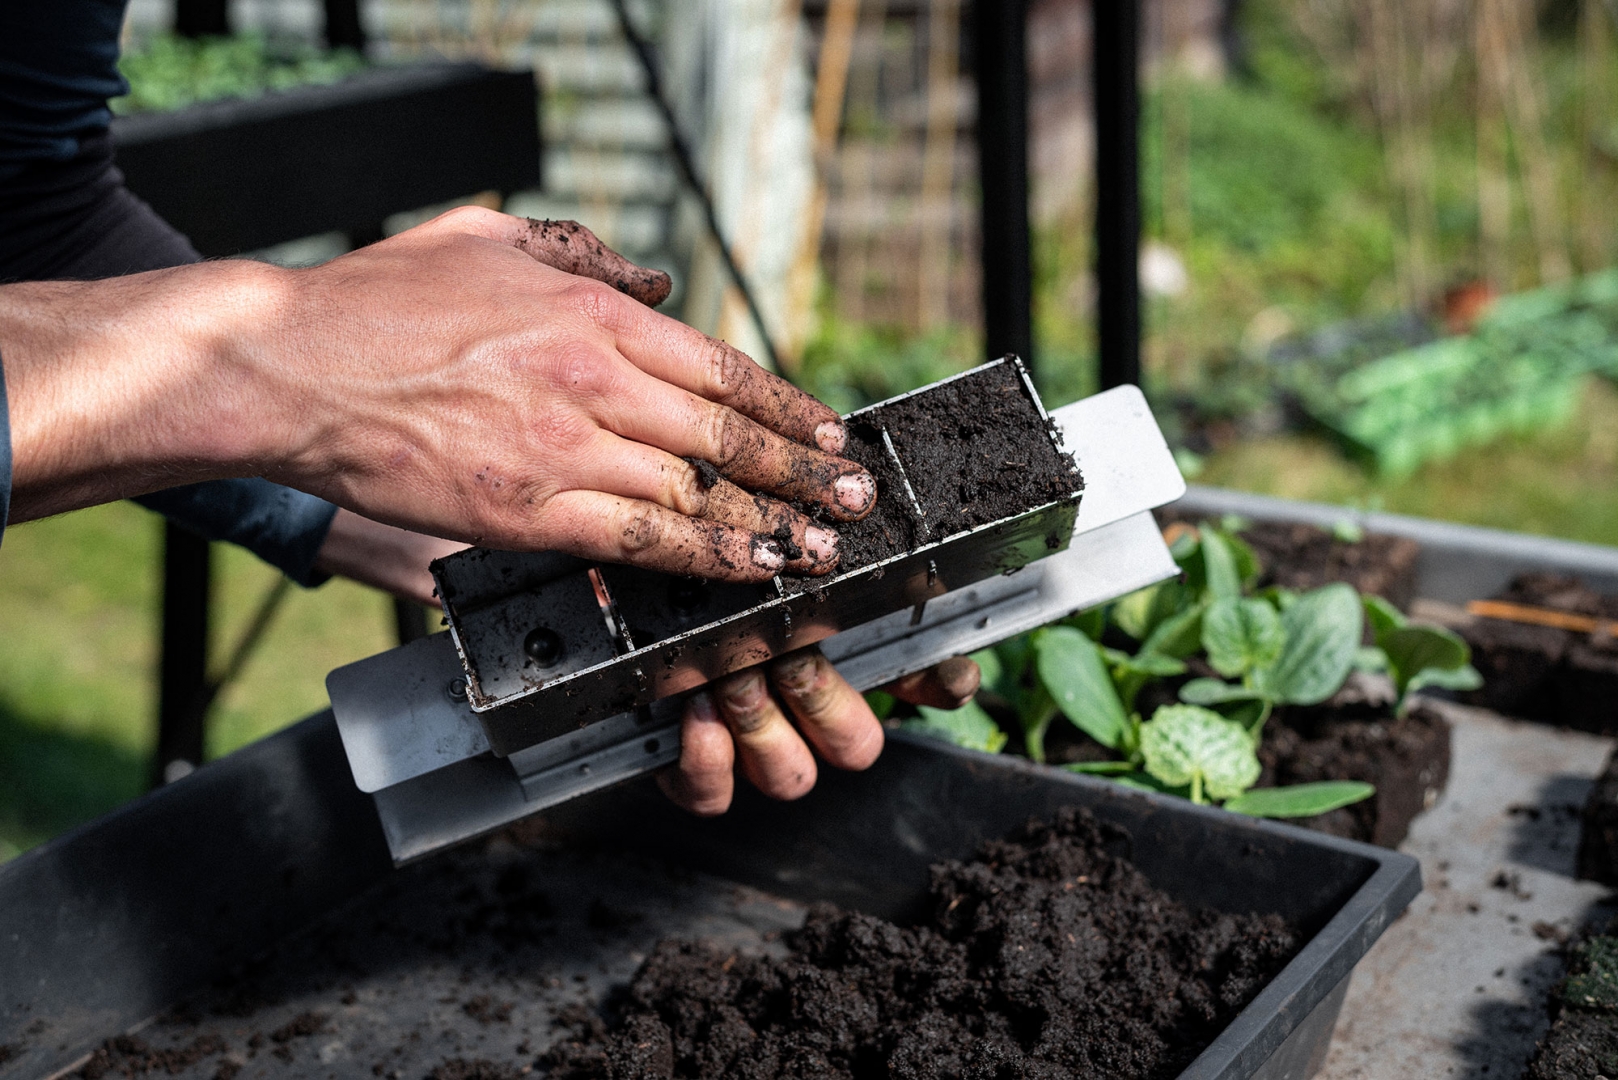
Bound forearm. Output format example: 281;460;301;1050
0;260;294;523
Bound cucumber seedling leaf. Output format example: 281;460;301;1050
1139;705;1261;804
1202;596;1286;679
1223;781;1375;818
1257;583;1362;705
1035;627;1131;752
902;701;1007;754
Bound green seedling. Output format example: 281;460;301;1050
1357;595;1482;713
899;700;1007;754
1180;581;1364;736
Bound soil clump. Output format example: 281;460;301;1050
1259;695;1451;848
1453;574;1618;735
540;807;1297;1080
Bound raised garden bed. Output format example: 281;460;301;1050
0;715;1417;1080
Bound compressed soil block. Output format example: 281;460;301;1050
1452;574;1618;735
808;360;1080;577
1154;512;1422;610
541;807;1298;1080
1258;692;1451;849
1525;930;1618;1080
1579;748;1618;886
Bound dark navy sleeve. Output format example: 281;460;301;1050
136;479;339;587
0;349;10;546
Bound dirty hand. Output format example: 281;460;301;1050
1;208;875;582
657;649;982;815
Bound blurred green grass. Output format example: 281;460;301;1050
0;503;392;859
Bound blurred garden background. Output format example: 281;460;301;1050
3;0;1617;859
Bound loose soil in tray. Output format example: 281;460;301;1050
1452;574;1618;736
805;362;1080;579
49;809;1294;1080
542;807;1298;1080
1153;512;1422;610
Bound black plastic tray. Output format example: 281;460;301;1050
0;712;1416;1079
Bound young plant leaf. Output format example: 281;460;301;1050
1362;594;1406;639
1257;583;1363;705
1381;624;1475;702
970;647;1007;697
1199;528;1243;602
1223;781;1376;818
1202;597;1286;678
1064;760;1139;775
901;701;1007;754
864;690;896;719
1035;627;1131;751
1179;677;1269;706
1354;646;1389;674
1139;705;1261;804
1410;664;1484;693
1140;599;1208;660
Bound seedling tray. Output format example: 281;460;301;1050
0;713;1416;1080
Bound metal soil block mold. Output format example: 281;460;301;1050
429;357;1082;755
0;719;1419;1080
330;382;1188;863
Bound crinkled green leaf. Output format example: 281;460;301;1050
1035;626;1130;751
1224;781;1376;818
1112;771;1189;796
1202;597;1286;678
1139;705;1261;803
901;701;1007;754
1258;583;1362;705
1382;624;1474;701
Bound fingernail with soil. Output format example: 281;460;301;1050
835;471;876;515
751;536;786;572
815;421;847;454
804;526;839;564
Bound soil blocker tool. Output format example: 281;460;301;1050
329;361;1188;864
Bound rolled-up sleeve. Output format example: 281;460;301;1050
136;479;339;586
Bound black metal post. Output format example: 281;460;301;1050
154;524;211;785
174;0;230;37
973;0;1034;370
323;0;367;52
394;600;432;645
1094;0;1142;389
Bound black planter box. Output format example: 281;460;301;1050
112;62;542;257
0;712;1415;1080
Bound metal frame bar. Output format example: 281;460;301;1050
1094;0;1142;389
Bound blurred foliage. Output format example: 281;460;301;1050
114;32;366;115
